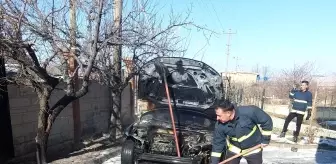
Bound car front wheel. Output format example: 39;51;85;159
121;139;138;164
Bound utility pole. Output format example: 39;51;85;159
233;56;240;72
111;0;123;141
223;29;236;99
69;0;81;146
307;75;324;143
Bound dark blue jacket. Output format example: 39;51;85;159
210;105;273;164
289;89;313;115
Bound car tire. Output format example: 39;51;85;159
121;139;137;164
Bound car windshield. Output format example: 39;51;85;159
139;109;216;130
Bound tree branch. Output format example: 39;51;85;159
71;0;103;99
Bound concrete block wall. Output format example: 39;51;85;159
79;82;110;135
264;104;336;120
7;81;114;158
120;84;136;129
271;116;336;138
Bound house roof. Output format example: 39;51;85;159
221;71;259;76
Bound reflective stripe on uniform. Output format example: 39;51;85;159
290;92;294;96
294;99;307;103
227;140;261;156
261;130;272;136
307;106;312;109
290;109;305;115
231;125;257;142
211;152;222;157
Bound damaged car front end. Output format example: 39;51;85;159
121;57;223;164
123;108;216;164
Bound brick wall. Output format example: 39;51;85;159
7;82;133;158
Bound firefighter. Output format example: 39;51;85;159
288;83;300;112
279;80;313;142
210;100;273;164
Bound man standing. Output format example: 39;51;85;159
279;80;313;142
210;100;273;164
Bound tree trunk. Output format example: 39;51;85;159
110;90;121;140
110;0;123;141
331;95;334;107
36;127;48;164
36;95;50;164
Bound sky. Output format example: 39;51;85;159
147;0;336;77
31;0;336;79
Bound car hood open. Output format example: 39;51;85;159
138;57;223;110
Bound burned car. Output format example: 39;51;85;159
121;57;223;164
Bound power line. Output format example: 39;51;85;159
197;0;224;33
209;0;225;31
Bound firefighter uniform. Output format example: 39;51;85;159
210;105;273;164
280;88;313;140
289;88;313;116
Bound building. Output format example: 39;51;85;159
221;71;259;85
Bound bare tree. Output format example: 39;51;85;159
86;0;214;140
269;61;315;99
0;0;211;163
262;66;270;79
1;0;105;163
251;64;260;73
281;61;315;87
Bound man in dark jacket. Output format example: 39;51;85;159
279;80;313;142
288;83;300;112
210;100;273;164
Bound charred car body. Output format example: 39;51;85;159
121;57;224;164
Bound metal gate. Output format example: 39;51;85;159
0;57;14;162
